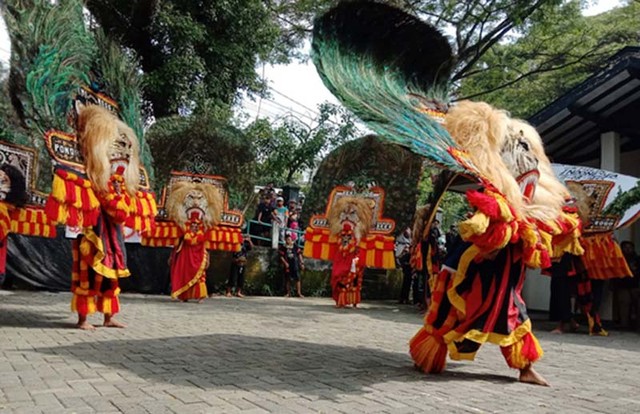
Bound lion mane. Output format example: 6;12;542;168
445;101;568;222
328;196;374;243
166;182;224;231
76;105;140;196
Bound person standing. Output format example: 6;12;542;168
395;227;412;304
256;196;274;246
226;239;253;298
279;234;304;297
548;254;578;333
272;197;289;248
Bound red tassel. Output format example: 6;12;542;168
466;190;499;218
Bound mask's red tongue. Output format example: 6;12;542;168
517;170;540;201
189;211;199;221
342;222;353;232
115;165;125;175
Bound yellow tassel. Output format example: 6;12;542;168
459;213;490;239
51;174;67;202
72;185;83;209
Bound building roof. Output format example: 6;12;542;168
529;47;640;164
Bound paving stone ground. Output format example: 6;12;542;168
1;290;639;413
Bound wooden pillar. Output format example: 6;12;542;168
600;131;620;172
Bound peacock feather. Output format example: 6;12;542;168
93;30;154;180
3;0;94;133
1;0;155;187
312;1;472;174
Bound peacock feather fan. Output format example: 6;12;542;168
1;0;155;187
93;30;153;180
2;0;94;133
311;1;471;174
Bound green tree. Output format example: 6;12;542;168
265;0;636;117
245;102;360;185
86;0;284;118
458;0;640;117
416;167;469;230
145;107;256;209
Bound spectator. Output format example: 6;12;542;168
395;227;412;304
613;241;640;329
548;254;579;334
272;197;289;247
225;239;253;298
256;196;274;245
288;199;299;215
445;225;457;254
279;234;305;297
288;211;300;242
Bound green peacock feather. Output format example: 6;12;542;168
93;30;154;181
311;1;468;173
3;0;94;133
1;0;154;187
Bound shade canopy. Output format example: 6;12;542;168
529;47;640;164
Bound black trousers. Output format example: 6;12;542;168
549;276;575;322
399;262;412;302
227;264;245;290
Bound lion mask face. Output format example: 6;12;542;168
76;104;140;196
0;170;10;201
328;196;374;245
0;164;28;206
565;181;595;226
446;101;567;221
166;182;224;231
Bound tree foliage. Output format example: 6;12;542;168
86;0;285;118
458;0;640;117
145;107;256;209
416;167;469;230
244;102;360;185
261;0;636;118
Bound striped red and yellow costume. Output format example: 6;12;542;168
0;202;57;280
410;188;582;373
303;186;396;308
143;221;243;301
46;168;156;316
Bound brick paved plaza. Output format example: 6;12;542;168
1;290;639;413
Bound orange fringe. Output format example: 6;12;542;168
409;328;448;373
581;233;632;279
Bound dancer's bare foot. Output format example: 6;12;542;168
284;293;290;298
197;298;205;304
519;366;550;386
103;315;126;328
236;292;245;298
297;293;304;298
76;315;94;330
550;328;563;334
225;292;232;297
76;321;95;330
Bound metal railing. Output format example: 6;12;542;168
245;219;305;248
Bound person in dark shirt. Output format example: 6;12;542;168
279;234;305;297
226;239;253;298
256;196;274;244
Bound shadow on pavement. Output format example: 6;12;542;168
0;307;73;329
31;333;519;396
